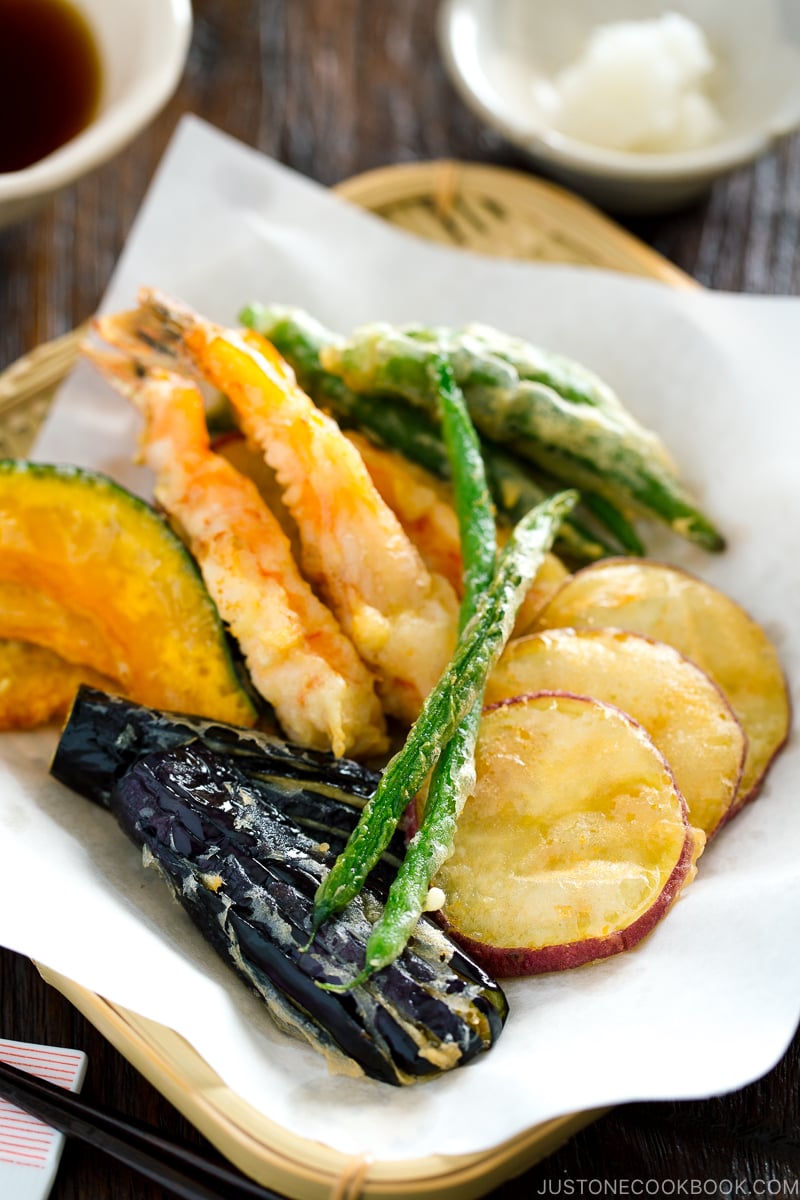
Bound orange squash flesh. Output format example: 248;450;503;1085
0;638;114;730
0;461;257;726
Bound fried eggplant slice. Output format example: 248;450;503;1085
110;741;508;1085
51;686;380;808
51;686;403;876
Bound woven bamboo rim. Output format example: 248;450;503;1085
335;159;695;286
12;160;687;1198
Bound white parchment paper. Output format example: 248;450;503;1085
3;115;798;1160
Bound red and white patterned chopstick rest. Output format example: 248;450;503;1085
0;1039;87;1200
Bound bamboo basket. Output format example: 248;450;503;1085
3;159;689;1199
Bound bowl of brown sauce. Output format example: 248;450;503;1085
0;0;192;228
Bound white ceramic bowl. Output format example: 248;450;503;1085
438;0;800;213
0;0;192;230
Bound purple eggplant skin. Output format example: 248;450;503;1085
50;687;403;874
111;741;508;1086
51;686;380;809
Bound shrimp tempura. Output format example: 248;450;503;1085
86;348;387;758
97;291;460;723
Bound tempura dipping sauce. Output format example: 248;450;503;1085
0;0;101;173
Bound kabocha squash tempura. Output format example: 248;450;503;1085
0;460;256;726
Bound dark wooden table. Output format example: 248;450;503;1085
1;3;799;1197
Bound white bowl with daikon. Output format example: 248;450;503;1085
438;0;800;213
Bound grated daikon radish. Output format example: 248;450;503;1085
553;12;723;153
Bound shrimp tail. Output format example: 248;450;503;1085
82;343;160;409
93;299;195;375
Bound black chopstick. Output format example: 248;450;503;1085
0;1057;286;1200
